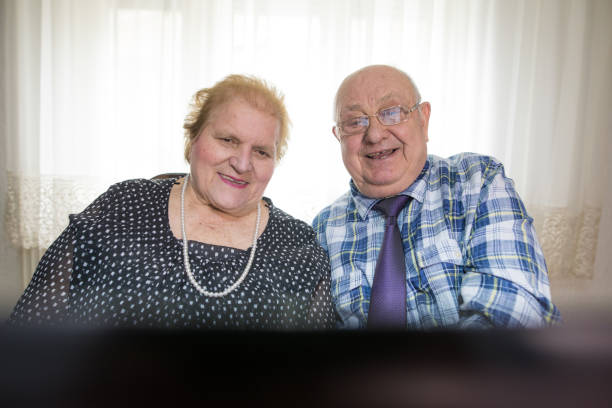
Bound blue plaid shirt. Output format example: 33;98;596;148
313;153;561;329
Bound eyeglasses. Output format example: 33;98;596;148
335;100;421;136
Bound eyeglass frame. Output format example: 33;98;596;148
334;99;422;137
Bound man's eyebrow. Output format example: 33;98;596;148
344;104;363;112
378;94;398;104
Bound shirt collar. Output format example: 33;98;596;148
349;157;430;219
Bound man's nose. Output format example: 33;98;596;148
363;116;387;144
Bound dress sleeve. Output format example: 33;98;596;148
459;161;561;328
309;210;339;329
7;183;119;327
7;225;76;327
306;270;336;329
302;215;335;329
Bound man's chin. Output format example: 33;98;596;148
355;180;403;199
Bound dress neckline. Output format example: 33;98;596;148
159;175;274;253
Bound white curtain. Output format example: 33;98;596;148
2;0;611;287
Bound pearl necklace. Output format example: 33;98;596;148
181;174;261;297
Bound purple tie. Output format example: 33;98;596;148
367;195;411;328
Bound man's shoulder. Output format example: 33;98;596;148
430;152;502;172
428;153;504;184
312;191;354;229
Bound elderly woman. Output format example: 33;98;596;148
9;75;334;329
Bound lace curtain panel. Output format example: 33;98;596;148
2;0;612;288
531;207;602;279
5;173;105;250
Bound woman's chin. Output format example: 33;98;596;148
210;197;259;216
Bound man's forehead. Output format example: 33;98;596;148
334;66;416;117
340;92;408;111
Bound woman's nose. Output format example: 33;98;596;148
229;148;253;173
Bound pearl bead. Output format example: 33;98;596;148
181;174;260;297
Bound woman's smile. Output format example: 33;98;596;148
218;172;248;189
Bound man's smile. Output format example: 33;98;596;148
365;148;399;160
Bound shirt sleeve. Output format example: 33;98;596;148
311;211;330;254
459;160;561;328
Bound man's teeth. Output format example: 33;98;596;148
367;149;395;159
221;174;247;184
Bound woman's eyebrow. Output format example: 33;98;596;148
253;143;274;152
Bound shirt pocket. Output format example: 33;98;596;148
331;264;364;305
414;239;465;327
330;263;368;328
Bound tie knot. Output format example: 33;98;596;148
374;195;411;219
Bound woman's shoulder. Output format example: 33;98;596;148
103;175;183;202
113;175;181;194
70;175;180;225
263;198;330;277
265;198;318;242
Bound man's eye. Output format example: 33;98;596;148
379;107;401;121
345;117;366;128
256;149;270;158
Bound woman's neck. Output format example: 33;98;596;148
168;177;269;250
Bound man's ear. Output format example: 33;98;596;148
419;102;431;139
332;126;341;142
419;102;431;123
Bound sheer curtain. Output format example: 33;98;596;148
2;0;611;292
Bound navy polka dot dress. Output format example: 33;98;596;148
9;176;335;329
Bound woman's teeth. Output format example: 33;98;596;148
220;174;247;185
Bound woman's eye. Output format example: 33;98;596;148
218;137;238;145
256;150;270;158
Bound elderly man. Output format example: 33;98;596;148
313;65;560;329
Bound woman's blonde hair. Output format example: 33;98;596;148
183;74;290;163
